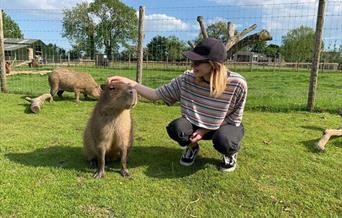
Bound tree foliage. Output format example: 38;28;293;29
62;0;137;60
146;35;187;61
62;2;96;59
3;11;23;38
281;26;316;62
206;21;228;42
249;41;267;53
321;43;342;64
89;0;137;60
195;21;228;44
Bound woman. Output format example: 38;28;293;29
108;38;247;172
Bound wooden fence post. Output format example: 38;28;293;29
0;9;8;93
307;0;326;111
136;6;145;84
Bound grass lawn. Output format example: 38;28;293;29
6;66;342;112
0;67;341;217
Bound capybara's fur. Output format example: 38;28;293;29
48;68;101;103
5;62;11;74
83;83;138;178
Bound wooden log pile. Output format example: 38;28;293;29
188;16;273;59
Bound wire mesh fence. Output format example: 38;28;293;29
1;1;342;111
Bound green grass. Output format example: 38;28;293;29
5;66;342;112
0;92;341;217
1;67;341;216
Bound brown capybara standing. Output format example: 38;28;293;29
48;68;101;103
83;83;138;178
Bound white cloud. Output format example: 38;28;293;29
1;0;94;10
144;13;190;32
208;0;342;45
211;0;317;6
210;0;319;31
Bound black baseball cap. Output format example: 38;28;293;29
183;38;227;63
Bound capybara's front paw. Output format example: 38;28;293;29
94;170;105;179
120;169;131;177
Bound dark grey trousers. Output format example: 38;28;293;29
166;117;244;156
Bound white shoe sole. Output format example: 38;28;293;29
180;158;195;166
220;164;237;172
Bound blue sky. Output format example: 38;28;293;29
1;0;341;51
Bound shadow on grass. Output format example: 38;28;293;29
5;145;88;172
5;145;218;179
49;95;98;103
301;138;323;153
301;137;342;153
19;94;97;103
130;145;219;179
301;125;325;132
18;94;97;114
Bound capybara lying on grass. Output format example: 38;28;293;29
83;82;138;178
48;68;101;103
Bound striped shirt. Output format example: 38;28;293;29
156;70;247;130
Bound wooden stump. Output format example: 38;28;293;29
25;93;53;113
316;128;342;151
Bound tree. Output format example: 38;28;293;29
89;0;137;61
321;43;342;64
146;35;187;61
3;11;23;38
62;2;96;59
206;21;228;42
146;36;168;61
264;44;281;61
195;21;229;44
249;41;267;53
281;26;316;62
119;44;136;60
166;36;187;61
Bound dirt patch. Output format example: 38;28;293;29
7;70;52;76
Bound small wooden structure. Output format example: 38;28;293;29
25;93;53;113
316;109;342;151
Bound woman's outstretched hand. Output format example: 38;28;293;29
107;76;137;87
107;75;160;101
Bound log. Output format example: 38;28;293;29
193;16;272;60
316;128;342;151
187;40;195;49
197;16;208;39
227;22;235;40
226;30;272;58
226;23;257;51
25;93;53;113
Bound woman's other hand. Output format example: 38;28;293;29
190;128;211;144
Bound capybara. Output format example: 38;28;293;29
83;82;138;178
5;62;11;74
48;68;101;103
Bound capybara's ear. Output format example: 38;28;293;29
100;84;107;91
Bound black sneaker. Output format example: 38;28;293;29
220;153;237;172
180;144;200;166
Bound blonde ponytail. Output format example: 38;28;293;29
208;61;228;97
